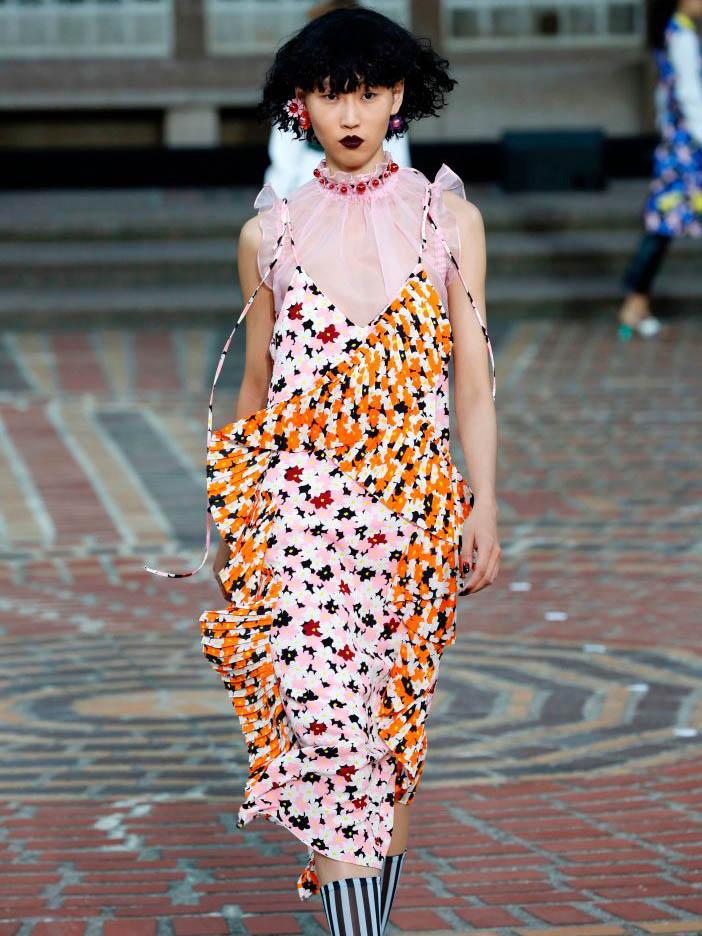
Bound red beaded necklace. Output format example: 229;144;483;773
313;152;400;196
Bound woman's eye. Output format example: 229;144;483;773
363;92;376;100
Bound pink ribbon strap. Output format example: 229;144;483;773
427;211;496;401
144;202;291;578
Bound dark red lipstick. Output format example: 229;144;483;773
340;135;364;149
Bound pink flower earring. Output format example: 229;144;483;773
388;112;407;136
285;96;311;133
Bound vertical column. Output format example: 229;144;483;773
164;0;220;146
412;0;442;48
174;0;205;59
164;106;220;146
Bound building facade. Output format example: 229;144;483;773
0;0;654;152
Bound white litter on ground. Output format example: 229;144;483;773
582;642;607;654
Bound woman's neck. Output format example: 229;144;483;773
322;146;388;178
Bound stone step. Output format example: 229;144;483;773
0;229;698;290
3;180;693;325
0;179;655;242
3;274;699;327
0;239;239;289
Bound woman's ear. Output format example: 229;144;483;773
391;80;405;114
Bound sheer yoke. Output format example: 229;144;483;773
257;150;467;327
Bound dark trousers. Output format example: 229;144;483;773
622;231;672;295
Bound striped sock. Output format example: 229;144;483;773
379;850;407;934
320;874;382;936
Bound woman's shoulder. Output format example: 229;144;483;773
238;181;283;245
238;212;263;256
240;180;289;286
414;162;485;244
667;12;700;52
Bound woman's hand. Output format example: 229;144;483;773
213;537;232;601
460;499;501;595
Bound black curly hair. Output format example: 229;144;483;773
257;7;457;143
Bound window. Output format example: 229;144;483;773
443;0;644;49
205;0;411;55
0;0;173;58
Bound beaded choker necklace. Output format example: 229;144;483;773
313;151;400;196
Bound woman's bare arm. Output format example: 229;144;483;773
212;213;277;596
445;192;501;593
233;214;277;419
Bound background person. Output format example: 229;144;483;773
617;0;702;339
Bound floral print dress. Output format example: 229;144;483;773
148;157;495;900
644;11;702;238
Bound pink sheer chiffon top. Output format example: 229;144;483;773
254;149;467;328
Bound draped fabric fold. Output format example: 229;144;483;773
198;265;472;899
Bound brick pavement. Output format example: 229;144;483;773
0;316;701;935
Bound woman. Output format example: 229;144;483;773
618;0;702;339
147;8;500;935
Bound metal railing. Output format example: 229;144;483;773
442;0;645;50
205;0;411;55
0;0;173;59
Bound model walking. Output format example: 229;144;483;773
618;0;702;339
147;8;500;934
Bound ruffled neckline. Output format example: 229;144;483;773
312;149;401;198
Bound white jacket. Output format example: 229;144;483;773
657;24;702;145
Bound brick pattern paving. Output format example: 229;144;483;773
1;318;701;935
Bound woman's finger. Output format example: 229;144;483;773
483;544;501;587
467;568;488;594
460;528;475;567
459;531;476;592
465;537;493;593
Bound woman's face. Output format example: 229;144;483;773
298;78;404;169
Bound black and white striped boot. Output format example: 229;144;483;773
379;850;407;934
320;874;382;936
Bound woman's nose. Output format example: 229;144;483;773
340;101;361;127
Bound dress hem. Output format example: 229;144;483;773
237;804;385;900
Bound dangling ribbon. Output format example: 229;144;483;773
427;211;496;401
144;200;291;578
406;165;496;402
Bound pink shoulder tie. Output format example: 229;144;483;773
144;200;291;578
429;210;496;401
408;166;496;402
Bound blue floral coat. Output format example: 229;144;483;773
644;13;702;238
